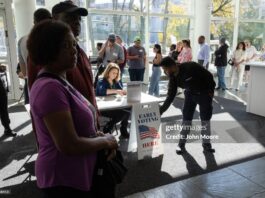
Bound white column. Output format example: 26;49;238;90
13;0;36;39
4;0;21;99
232;0;240;51
143;0;150;87
193;0;211;61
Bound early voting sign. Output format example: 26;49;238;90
133;102;163;160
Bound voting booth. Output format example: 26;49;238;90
129;102;163;160
127;81;142;102
96;92;164;160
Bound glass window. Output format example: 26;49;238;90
239;0;265;19
36;0;45;6
211;20;234;46
210;20;234;62
74;0;86;7
238;22;265;50
0;17;7;57
78;18;88;54
149;16;190;55
149;0;192;15
87;13;145;56
87;0;145;12
212;0;235;18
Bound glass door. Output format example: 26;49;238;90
0;9;14;99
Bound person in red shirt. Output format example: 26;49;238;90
28;1;98;117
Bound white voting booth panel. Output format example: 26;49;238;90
128;102;163;160
127;81;142;102
246;62;265;117
96;92;164;160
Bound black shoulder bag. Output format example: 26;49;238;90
228;58;234;66
92;149;128;198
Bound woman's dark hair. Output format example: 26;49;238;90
236;42;246;51
154;44;161;54
97;42;103;49
34;8;52;23
170;44;176;50
160;56;176;68
182;39;191;48
27;20;71;66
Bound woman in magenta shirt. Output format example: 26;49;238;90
28;20;118;198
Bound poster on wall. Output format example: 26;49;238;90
133;102;163;160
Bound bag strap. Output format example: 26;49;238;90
36;72;68;86
36;72;99;131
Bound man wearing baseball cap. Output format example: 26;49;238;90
98;33;124;67
51;1;98;114
52;1;88;37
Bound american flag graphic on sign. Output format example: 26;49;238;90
138;125;160;140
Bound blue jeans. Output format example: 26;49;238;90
216;66;226;89
148;67;161;97
128;68;145;81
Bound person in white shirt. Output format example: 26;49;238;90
17;8;52;104
244;40;257;85
230;42;246;91
197;35;210;69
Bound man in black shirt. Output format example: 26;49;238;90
159;57;215;154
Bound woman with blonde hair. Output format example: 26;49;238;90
178;39;192;63
96;63;130;138
96;63;125;95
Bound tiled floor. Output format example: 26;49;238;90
126;156;265;198
125;78;265;198
1;76;264;198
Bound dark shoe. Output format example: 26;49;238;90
222;88;228;91
235;88;239;91
103;122;115;134
176;143;186;155
203;143;215;153
120;126;129;139
4;129;16;137
215;87;221;90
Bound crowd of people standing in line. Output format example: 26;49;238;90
94;33;259;95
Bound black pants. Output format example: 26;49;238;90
101;109;130;128
198;60;209;70
0;80;10;130
42;186;95;198
128;68;145;81
24;78;29;104
179;90;213;145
